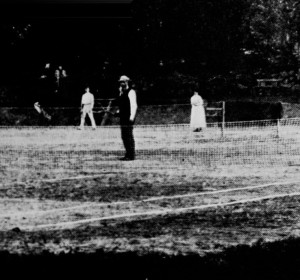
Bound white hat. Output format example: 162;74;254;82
119;75;130;82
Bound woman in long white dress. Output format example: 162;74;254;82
190;91;206;132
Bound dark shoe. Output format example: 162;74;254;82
119;156;135;161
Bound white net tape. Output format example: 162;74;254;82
1;118;300;181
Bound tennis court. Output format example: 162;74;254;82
1;119;300;255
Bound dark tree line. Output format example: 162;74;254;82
132;0;300;75
1;0;300;105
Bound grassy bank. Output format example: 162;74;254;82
1;237;300;280
0;100;298;126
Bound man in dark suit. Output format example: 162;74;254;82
118;75;138;161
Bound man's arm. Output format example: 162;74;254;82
80;95;84;111
91;94;95;109
128;89;138;121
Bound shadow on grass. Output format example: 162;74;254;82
1;237;300;279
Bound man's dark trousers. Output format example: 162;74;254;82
120;121;135;159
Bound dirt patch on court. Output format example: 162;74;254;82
1;195;300;256
1;165;300;256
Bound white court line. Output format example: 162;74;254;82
0;174;114;188
2;180;300;218
22;191;300;230
0;169;190;188
0;182;27;188
142;180;300;202
0;203;96;218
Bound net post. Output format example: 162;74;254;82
221;101;225;137
276;118;280;138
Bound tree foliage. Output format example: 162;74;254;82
2;0;300;91
132;0;300;76
243;0;300;72
132;0;250;75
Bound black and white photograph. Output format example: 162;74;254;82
1;0;300;279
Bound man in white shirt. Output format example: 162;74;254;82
78;86;97;130
118;75;138;160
